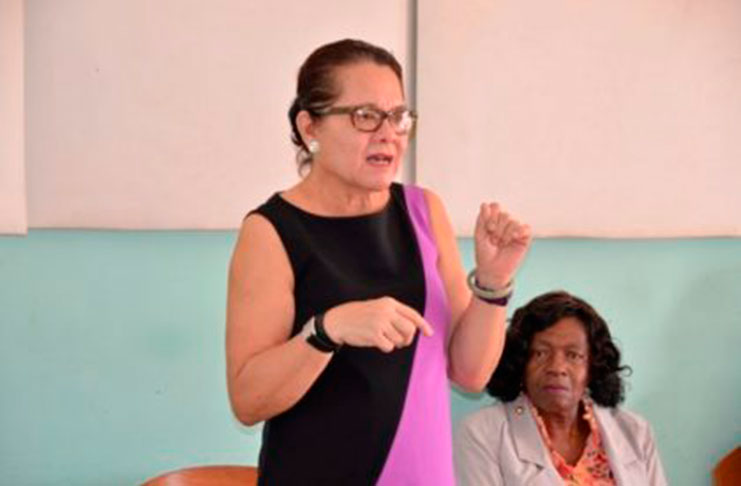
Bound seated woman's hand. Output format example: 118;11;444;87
323;297;434;353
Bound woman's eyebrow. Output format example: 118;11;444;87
357;103;408;110
532;339;585;349
530;340;552;348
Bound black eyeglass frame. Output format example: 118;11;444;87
311;104;418;135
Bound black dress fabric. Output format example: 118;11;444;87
251;183;426;485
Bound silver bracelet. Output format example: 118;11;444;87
467;269;514;304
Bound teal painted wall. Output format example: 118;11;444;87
1;232;739;485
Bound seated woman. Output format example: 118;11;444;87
454;291;667;485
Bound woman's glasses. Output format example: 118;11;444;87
314;104;417;135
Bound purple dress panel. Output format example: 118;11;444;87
377;185;455;485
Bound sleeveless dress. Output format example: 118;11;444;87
252;183;454;485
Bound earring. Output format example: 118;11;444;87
308;139;320;155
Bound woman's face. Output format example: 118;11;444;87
524;317;589;417
309;62;408;192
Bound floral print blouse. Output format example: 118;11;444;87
528;396;616;486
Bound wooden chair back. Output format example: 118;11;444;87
142;465;258;486
714;447;741;486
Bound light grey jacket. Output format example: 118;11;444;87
454;395;667;486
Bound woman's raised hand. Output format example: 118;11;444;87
473;203;532;288
323;297;434;353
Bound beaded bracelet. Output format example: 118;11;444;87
467;269;514;306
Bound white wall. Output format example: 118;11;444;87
24;0;410;229
0;0;26;234
6;1;740;236
417;0;741;237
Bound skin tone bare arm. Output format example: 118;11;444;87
226;214;334;425
424;189;532;392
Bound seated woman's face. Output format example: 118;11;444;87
524;317;589;416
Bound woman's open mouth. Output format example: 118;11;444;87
366;154;394;166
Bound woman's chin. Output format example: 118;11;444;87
357;171;398;191
531;392;578;416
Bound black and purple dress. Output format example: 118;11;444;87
253;183;454;485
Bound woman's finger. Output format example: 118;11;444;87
395;303;434;337
382;323;407;348
499;218;517;247
484;203;500;232
376;333;396;353
389;316;418;345
512;222;533;244
492;210;510;243
474;203;489;241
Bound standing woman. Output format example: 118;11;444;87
226;39;532;485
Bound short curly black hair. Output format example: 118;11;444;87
487;290;631;407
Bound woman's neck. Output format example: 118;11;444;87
285;169;391;217
540;403;591;465
541;406;580;436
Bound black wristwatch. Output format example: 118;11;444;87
305;313;341;353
